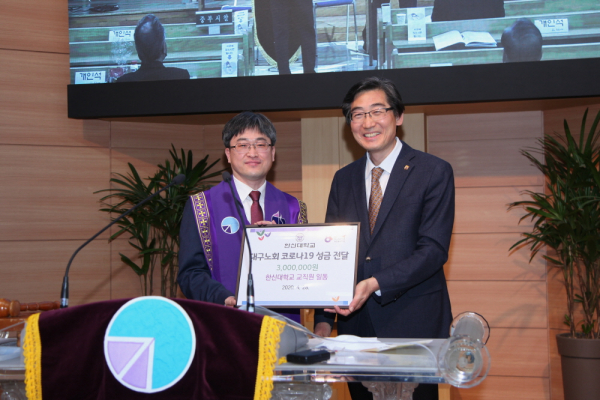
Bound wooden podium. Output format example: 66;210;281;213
2;300;487;400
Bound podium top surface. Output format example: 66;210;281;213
274;338;447;385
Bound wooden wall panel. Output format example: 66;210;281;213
67;242;112;305
429;111;549;399
110;237;158;300
545;267;583;330
400;113;425;152
301;117;343;223
485;328;548;377
339;123;366;168
0;145;110;241
451;376;549;400
0;0;115;311
428;111;543;142
0;0;69;53
110;121;206;150
271;121;303;149
110;147;226;180
0;240;110;306
269;147;302;193
543;104;600;142
429;138;543;188
446;233;545;281
448;281;547;329
202;124;227;149
0;49;110;147
454;186;540;234
274;118;303;196
329;382;351;400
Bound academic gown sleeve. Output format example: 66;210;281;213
177;198;233;305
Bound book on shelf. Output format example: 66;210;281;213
433;30;497;51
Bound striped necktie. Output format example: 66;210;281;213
368;167;384;235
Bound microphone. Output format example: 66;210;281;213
60;174;186;308
222;171;255;313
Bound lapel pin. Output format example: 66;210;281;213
404;165;409;170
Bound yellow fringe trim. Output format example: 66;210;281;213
254;315;285;400
23;313;42;400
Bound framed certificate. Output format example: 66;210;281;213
235;223;359;308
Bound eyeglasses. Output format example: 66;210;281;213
229;141;273;154
350;107;394;122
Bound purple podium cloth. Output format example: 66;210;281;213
38;299;264;400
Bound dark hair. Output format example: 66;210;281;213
134;14;166;63
222;112;277;147
501;18;543;63
341;77;405;124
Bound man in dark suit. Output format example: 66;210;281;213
117;14;190;82
314;77;455;400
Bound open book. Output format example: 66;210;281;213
433;30;497;51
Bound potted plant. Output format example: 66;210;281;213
97;145;222;297
508;109;600;399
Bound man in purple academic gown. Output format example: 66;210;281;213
177;112;308;320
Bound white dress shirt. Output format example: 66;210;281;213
364;137;402;296
365;137;403;205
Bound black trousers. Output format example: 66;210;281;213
348;382;439;400
269;0;316;74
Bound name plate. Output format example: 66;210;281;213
235;223;359;308
74;71;106;84
407;8;427;41
234;10;249;34
109;29;134;42
196;10;233;27
381;3;392;25
222;42;238;77
535;18;569;34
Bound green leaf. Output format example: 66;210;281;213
508;108;600;338
96;145;225;297
120;254;144;276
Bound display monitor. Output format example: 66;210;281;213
67;0;600;118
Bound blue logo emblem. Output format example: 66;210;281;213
104;297;195;393
221;216;240;234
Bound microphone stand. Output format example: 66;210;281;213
222;171;255;313
60;174;186;308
